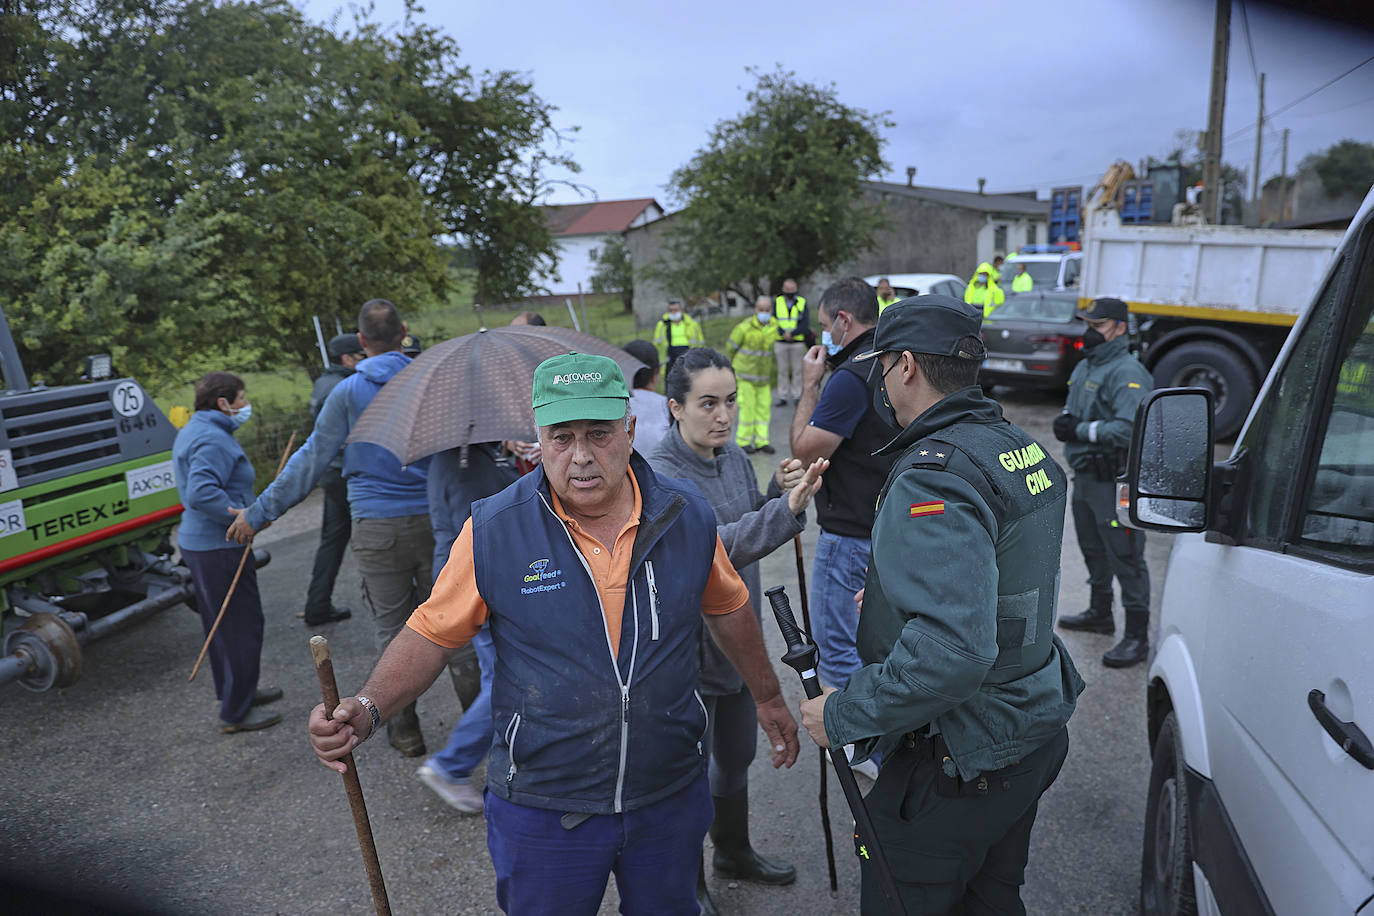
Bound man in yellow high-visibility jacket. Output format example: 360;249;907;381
653;298;704;382
876;277;901;314
1010;262;1033;293
773;278;809;406
729;296;782;452
964;268;1005;317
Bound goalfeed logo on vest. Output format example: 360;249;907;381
522;558;567;595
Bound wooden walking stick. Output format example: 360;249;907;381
793;534;838;893
189;431;296;681
311;635;391;916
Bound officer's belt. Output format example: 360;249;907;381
896;730;1023;797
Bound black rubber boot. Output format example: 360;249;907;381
710;789;796;885
1103;611;1149;668
448;643;482;711
1057;585;1115;634
387;702;426;757
697;850;720;916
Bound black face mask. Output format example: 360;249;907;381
871;359;901;429
1082;327;1107;350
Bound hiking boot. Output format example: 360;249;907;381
388;702;426;757
710;789;796;885
1103;611;1149;668
1058;585;1115;634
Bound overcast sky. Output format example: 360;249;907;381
301;0;1374;205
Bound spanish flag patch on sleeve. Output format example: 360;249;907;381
910;501;945;518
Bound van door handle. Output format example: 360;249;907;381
1308;690;1374;770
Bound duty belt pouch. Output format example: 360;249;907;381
931;735;991;798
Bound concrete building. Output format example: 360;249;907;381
537;198;663;295
625;181;1049;328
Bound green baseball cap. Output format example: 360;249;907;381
531;353;630;426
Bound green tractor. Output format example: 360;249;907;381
0;311;266;690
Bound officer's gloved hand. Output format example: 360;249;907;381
1053;412;1081;442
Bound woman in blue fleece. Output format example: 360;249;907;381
172;372;282;733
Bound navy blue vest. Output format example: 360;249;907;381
472;453;719;814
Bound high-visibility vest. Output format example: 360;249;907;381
878;295;900;314
1012;272;1033;293
774;295;806;335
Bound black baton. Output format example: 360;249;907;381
765;584;907;916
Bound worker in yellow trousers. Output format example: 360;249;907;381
727;296;782;453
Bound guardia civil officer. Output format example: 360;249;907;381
798;295;1084;915
1053;296;1154;668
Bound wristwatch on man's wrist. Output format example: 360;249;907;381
354;695;381;742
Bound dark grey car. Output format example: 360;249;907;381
978;291;1085;391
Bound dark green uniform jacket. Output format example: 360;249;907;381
824;387;1085;780
1061;336;1153;470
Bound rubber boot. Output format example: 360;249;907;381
1103;610;1149;668
1057;585;1115;634
709;789;796;885
387;702;426;757
448;643;481;711
696;850;720;916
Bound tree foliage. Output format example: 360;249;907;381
0;0;575;387
589;235;634;312
654;68;890;301
1299;140;1374;199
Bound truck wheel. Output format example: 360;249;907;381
1151;342;1254;440
1140;711;1198;916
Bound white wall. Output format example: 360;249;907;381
540;234;605;295
975;217;1048;269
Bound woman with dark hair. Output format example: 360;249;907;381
172;372;281;732
647;347;827;915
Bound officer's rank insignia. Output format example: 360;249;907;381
910;501;945;518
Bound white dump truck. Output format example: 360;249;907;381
1079;204;1345;437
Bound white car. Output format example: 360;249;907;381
1002;250;1082;291
1121;186;1374;914
863;272;966;301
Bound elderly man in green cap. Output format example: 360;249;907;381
307;352;798;915
798;295;1083;915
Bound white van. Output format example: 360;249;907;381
1120;187;1374;914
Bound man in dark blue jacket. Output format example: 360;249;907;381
229;300;443;757
307;353;799;915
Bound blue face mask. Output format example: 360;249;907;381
756;312;772;324
227;403;252;428
822;316;847;356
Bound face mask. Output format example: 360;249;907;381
821;315;848;357
1082;327;1107;350
756;312;772;324
668;312;683;322
227;403;252;428
872;360;900;428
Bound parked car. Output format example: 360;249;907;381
863;272;966;301
1122;186;1374;915
976;291;1084;391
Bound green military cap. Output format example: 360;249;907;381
531;353;630;426
854;294;985;362
1077;297;1129;322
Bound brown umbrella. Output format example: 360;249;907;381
347;325;648;466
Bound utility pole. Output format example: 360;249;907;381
1280;127;1291;221
1202;0;1231;224
1250;72;1265;224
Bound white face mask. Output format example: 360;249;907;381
227;403;252;428
756;311;772;323
668;311;683;322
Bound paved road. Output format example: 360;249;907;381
1;388;1170;914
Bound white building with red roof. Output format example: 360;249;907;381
538;197;663;295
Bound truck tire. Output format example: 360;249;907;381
1140;711;1198;916
1151;342;1255;440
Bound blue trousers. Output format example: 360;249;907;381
485;774;712;916
811;530;871;690
431;626;495;779
183;546;263;724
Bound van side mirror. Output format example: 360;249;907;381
1120;388;1213;531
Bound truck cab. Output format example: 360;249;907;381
1122;188;1374;914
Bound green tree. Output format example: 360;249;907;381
1300;140;1374;199
589;235;634;312
654;67;890;301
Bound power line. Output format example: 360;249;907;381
1227;52;1374;143
1238;0;1260;89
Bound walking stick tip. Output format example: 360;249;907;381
310;635;331;666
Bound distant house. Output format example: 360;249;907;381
625;181;1049;327
537;197;663;295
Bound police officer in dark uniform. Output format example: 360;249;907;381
798;295;1084;915
1053;297;1154;667
301;333;364;626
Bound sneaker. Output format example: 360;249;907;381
416;763;484;814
